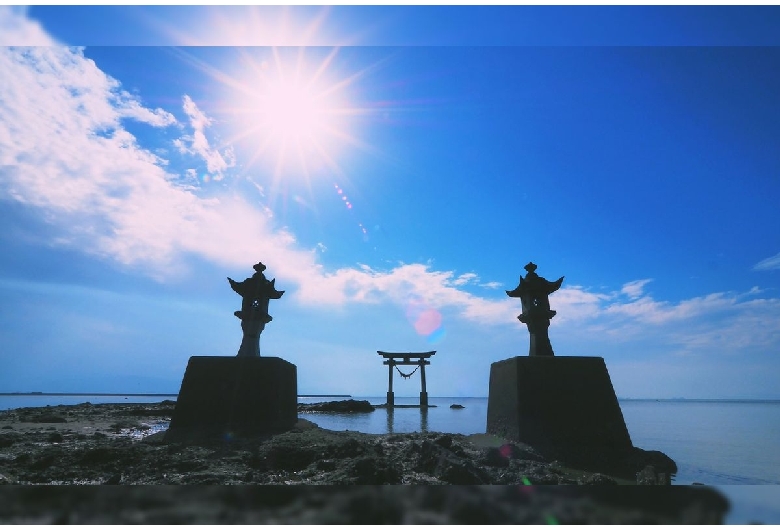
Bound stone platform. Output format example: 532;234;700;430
166;356;297;442
487;356;633;457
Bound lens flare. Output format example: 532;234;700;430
335;182;368;239
405;296;446;343
499;444;514;459
426;326;446;345
413;308;441;335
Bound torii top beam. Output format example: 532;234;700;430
377;351;436;365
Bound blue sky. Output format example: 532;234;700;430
1;6;779;398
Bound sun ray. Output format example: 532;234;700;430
168;43;429;244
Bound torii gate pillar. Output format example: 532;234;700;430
378;351;436;408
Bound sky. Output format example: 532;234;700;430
1;5;779;399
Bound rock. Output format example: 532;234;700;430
0;484;731;523
450;404;465;409
30;453;58;471
434;434;453;449
316;460;337;472
104;473;122;485
46;432;63;443
120;407;176;417
347;456;401;485
636;465;666;485
507;442;545;462
482;447;511;468
579;472;618;485
0;433;19;448
109;420;140;433
481;443;546;467
583;488;730;523
298;400;375;413
140;432;168;446
23;413;67;423
257;429;366;472
0;401;688;494
631;447;677;475
414;440;490;485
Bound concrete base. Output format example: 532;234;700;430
487;356;632;455
166;356;297;442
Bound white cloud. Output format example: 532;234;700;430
0;6;58;46
451;272;478;286
479;281;502;289
290;263;505;321
604;292;733;325
0;46;251;273
175;95;235;180
754;252;780;271
117;95;178;127
620;278;652;299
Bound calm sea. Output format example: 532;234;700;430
2;394;779;523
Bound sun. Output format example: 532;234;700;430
221;47;363;184
262;77;322;141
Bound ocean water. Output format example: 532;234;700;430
298;397;780;486
2;394;779;523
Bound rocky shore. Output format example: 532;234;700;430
0;401;730;523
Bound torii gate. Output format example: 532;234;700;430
378;351;436;408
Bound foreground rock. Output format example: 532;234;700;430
0;485;729;524
0;402;730;523
0;401;673;487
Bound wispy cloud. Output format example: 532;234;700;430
451;272;478;286
620;278;652;299
754;252;780;271
174;95;235;180
605;292;740;325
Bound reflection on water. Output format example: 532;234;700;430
299;397;485;436
385;407;430;434
386;407;393;434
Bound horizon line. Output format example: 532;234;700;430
1;392;780;402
